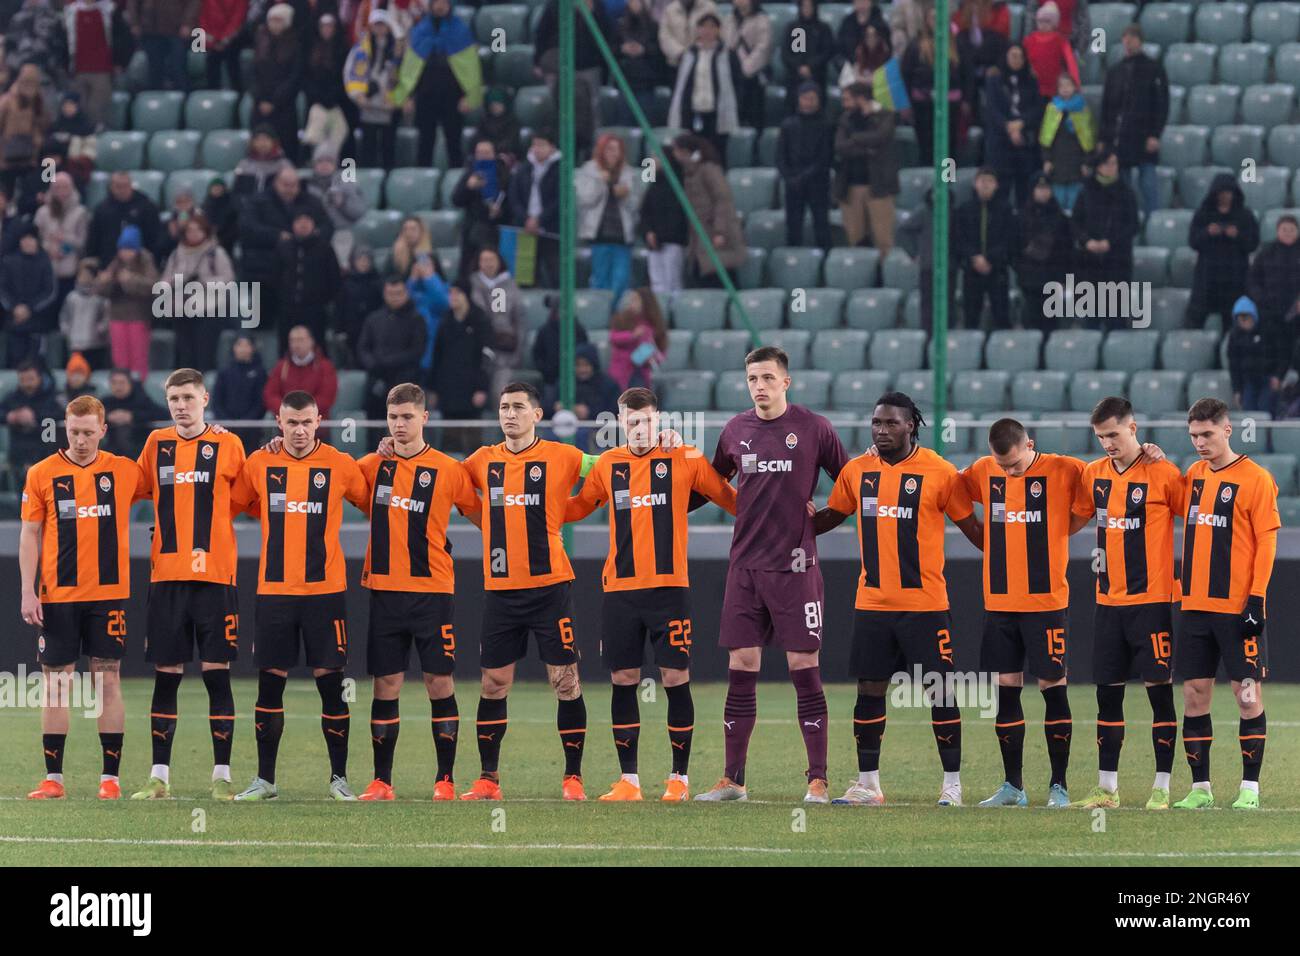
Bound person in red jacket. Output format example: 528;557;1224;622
65;0;117;127
1023;2;1078;98
263;325;339;419
200;0;250;93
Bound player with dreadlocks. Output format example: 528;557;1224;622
814;393;983;806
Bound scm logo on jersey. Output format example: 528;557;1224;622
389;495;427;513
490;486;540;507
740;454;793;474
991;503;1043;523
614;489;666;510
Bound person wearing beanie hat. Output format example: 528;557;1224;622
302;10;352;160
777;79;833;248
781;0;835;112
58;261;111;370
1024;0;1089;52
1227;296;1276;413
116;223;141;251
62;351;96;402
308;143;368;266
95;220;159;379
344;6;403;168
252;1;305;162
1023;0;1079;97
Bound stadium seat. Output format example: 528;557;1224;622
1278;495;1300;524
694;330;754;374
880;248;919;291
1161;44;1215;87
659;329;695;372
1158;126;1209;168
736;248;767;289
183;90;239;132
744;210;786;251
1147;287;1191;332
1253;4;1300;49
727;167;779;214
1241;166;1292;212
660;370;717;410
1144;209;1194;249
714;370;753;410
573;289;614;330
1044;329;1103;372
1127;369;1187;414
146;130;200;172
1091;4;1137;48
97;131;147;171
200;128;249;171
670;290;729;331
354;168;385;210
901;290;923;330
1210;125;1265;168
726;127;758;168
1241;83;1296;127
894;369;941;408
1218;43;1272;87
832;370;892;411
413;210;459;248
1132;246;1170;286
1196;2;1249;44
131;91;185;133
733;289;785;330
1185;85;1241;128
788;370;832;408
898;167;932;211
755;126;780;167
474;3;528;43
793;288;846;330
518;288;553;331
1188;368;1232;404
983;328;1043;372
1031;413;1094;455
823;247;880;290
1270;422;1300;456
1178;166;1233;207
353;210;405;248
1141;4;1192;47
766;246;824;289
1165;248;1196;291
164;169;218;207
845;288;902;330
952;370;1010;413
513;85;554;128
333;370;367;411
869;329;927;371
491;45;536;88
767;329;811;369
1160;329;1219;371
385;168;440;213
1011;370;1069;412
1166;85;1186;126
1270;124;1300;167
1256;454;1299;495
811;329;870;372
1070;370;1128;412
1099;330;1161;374
931;329;986;372
109;90;131;130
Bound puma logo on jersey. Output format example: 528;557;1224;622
268;473;284;485
739;440;753;450
55;480;71;492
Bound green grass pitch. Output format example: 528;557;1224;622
0;679;1297;866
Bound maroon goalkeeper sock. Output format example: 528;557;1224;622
792;667;828;782
723;669;758;785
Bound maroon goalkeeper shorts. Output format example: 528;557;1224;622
719;565;825;653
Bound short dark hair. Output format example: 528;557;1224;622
387;383;426;409
16;359;41;375
618;387;659;411
988;417;1027;454
873;391;926;438
697;12;721;27
281;390;317;411
165;368;205;392
1090;396;1133;426
975;166;998;180
500;381;541;407
1123;22;1143;40
1188;397;1229;424
383;273;407;287
745;345;789;371
1280;214;1299;230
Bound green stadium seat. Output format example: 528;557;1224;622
727;167;779;214
1100;330;1161;373
659;330;695;372
767;329;811;369
131;91;185;133
894;369;941;409
1145;209;1194;248
1091;4;1137;47
1268;124;1300;166
823;247;880;290
1070;371;1128;412
845;288;902;330
386;168;440;213
794;288;846;330
1141;4;1192;47
490;45;536;88
1278;495;1300;525
1196;2;1249;44
897;167;932;211
518;288;553;331
1241;83;1296;127
1186;85;1241;128
163;169;216;206
733;289;785;330
1011;370;1069;412
670;290;729;331
745;210;787;251
693;330;753;373
573;289;614;330
1031;413;1095;455
1167;248;1197;290
146;130;200;172
714;370;753;410
788;370;832;408
200;128;249;171
1256;454;1299;494
811;329;870;372
513;85;554;128
1218;43;1271;87
869;329;927;371
334;371;367;411
353;168;385;210
832;370;892;411
1162;44;1215;87
984;328;1043;371
767;246;825;289
1240;166;1292;212
753;126;779;167
183;90;239;132
1161;329;1219;371
881;248;919;291
726;127;758;168
952;370;1010;413
97;131;147;171
1166;85;1186;126
1155;164;1178;208
1128;369;1188;413
657;370;714;410
736;248;767;289
474;4;529;43
1133;246;1170;286
1253;5;1300;49
353;210;405;249
416;210;463;247
109;90;131;130
901;291;923;330
931;329;986;372
1149;287;1192;331
1210;125;1265;168
1044;329;1103;372
1158;126;1209;168
1188;368;1231;404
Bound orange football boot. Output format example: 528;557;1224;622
460;777;503;800
27;779;65;800
661;778;690;802
432;779;456;801
358;779;395;801
97;778;121;800
598;778;643;801
562;775;587;801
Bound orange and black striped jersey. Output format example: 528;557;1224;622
230;440;369;595
1073;454;1183;606
137;426;246;585
827;445;974;612
21;450;147;603
358;445;480;593
566;444;737;591
1179;455;1281;614
961;452;1087;612
463;437;585;591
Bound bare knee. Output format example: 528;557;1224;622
1182;679;1213;714
611;668;640;687
373;673;404;700
660;667;689;688
424;673;454;699
481;667;513;699
729;648;760;672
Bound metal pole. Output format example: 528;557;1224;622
932;0;950;455
559;0;576;413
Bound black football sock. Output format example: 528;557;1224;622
853;692;886;772
42;733;66;776
1183;713;1213;784
1240;712;1266;783
931;704;961;773
253;670;286;784
148;670;182;768
475;697;507;778
1147;683;1177;775
316;671;350;780
610;683;640;775
202;668;236;768
430;694;459;783
557;695;587;777
370;697;400;784
665;682;693;775
99;732;123;778
1096;684;1126;776
1042;684;1072;789
995;685;1025;790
